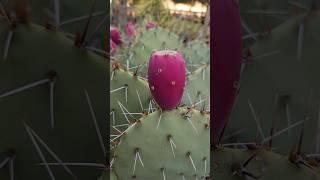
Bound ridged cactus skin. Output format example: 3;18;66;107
118;27;184;77
148;50;186;110
112;108;210;179
110;26;121;45
212;0;242;142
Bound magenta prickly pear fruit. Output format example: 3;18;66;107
146;21;156;30
110;39;117;54
125;21;135;38
148;50;186;110
212;0;242;143
110;26;121;45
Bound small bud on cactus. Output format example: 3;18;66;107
110;39;117;54
148;50;186;110
110;26;121;45
146;21;156;30
125;21;135;38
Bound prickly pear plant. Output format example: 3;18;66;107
110;62;152;136
182;64;210;111
212;0;242;143
228;8;320;154
148;50;186;110
239;0;320;47
111;108;210;179
108;1;211;179
212;147;320;179
124;27;183;76
0;18;107;180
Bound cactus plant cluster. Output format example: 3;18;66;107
108;0;210;179
0;1;107;179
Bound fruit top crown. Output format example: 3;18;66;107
110;26;117;31
152;50;179;56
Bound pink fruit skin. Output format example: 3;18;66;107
212;0;242;142
146;22;156;30
110;39;117;54
110;26;121;45
125;22;135;38
148;50;186;110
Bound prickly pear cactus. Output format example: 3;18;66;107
182;64;210;111
212;147;320;179
0;21;107;179
109;1;211;179
229;10;320;154
111;108;210;179
182;40;210;73
119;27;184;76
110;62;152;135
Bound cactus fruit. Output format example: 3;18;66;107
125;22;135;38
146;21;156;30
111;108;210;179
212;0;242;142
110;26;122;45
148;50;186;110
0;22;107;179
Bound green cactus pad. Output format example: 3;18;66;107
110;63;152;135
120;27;183;76
0;22;106;179
212;148;320;179
183;41;209;72
112;108;210;179
229;13;320;153
99;170;118;180
182;65;210;111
